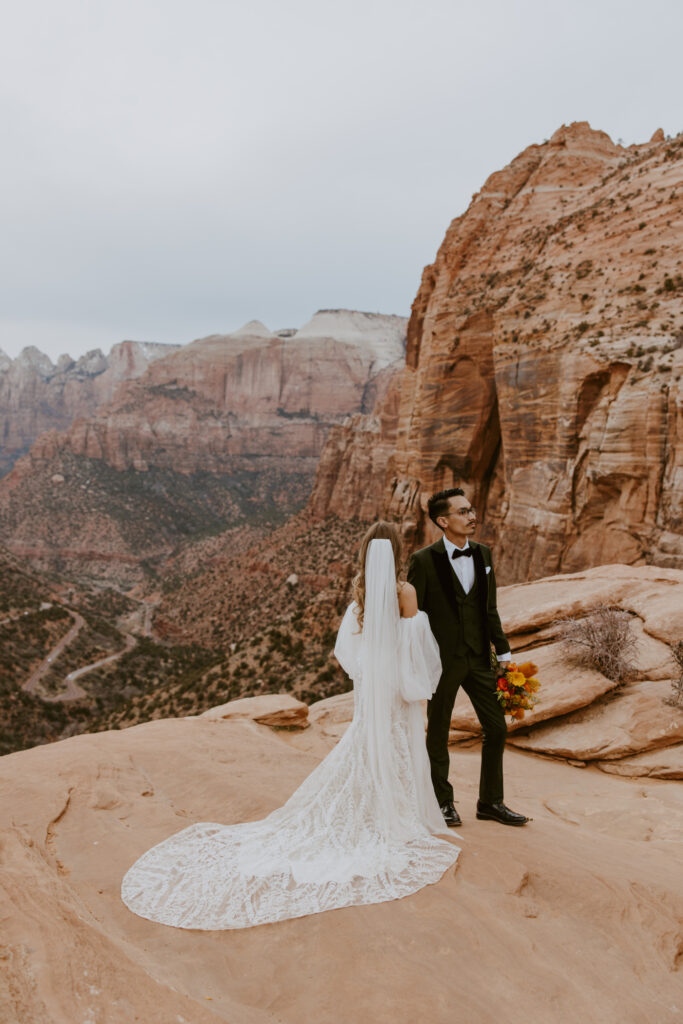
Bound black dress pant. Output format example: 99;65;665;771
426;651;507;806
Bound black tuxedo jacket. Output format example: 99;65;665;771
407;538;510;670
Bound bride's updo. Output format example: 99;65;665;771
351;520;403;628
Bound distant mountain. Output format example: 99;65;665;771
0;340;179;475
0;311;406;584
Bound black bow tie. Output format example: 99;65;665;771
451;547;472;559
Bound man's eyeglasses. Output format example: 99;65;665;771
451;507;477;518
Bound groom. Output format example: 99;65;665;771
408;488;528;828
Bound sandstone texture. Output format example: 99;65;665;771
308;690;355;739
201;693;309;728
508;679;683;760
1;709;682;1024
0;340;177;476
310;123;683;581
2;558;683;1020
596;742;683;780
496;563;683;633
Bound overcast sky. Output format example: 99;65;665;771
1;0;681;362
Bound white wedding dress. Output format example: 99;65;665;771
121;540;460;930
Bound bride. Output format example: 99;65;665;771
121;521;460;930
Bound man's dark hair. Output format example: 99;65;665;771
427;487;465;528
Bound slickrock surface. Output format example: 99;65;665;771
471;563;683;754
508;679;683;760
496;563;683;634
310;123;683;581
201;693;309;728
309;690;357;739
1;708;681;1024
596;742;683;780
0;312;405;583
0;341;177;476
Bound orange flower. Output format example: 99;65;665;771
518;662;538;678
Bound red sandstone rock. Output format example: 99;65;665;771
18;313;406;477
308;365;402;519
0;313;406;581
201;694;309;728
310;123;683;579
308;691;354;739
1;705;682;1022
508;679;683;760
596;742;683;779
0;341;177;475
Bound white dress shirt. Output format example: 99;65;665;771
442;536;511;664
443;536;475;593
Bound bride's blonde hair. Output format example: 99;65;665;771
351;521;403;628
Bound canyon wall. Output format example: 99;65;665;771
23;313;404;474
0;312;405;582
0;340;178;475
310;123;683;581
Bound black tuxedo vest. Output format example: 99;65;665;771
450;574;486;656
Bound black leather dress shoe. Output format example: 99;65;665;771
476;800;529;826
440;801;462;828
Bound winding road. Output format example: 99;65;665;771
22;611;86;699
19;598;157;703
43;633;138;702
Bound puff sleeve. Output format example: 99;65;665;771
397;611;442;701
333;602;363;681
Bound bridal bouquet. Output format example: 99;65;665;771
496;661;540;720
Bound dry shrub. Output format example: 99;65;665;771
557;604;639;683
666;641;683;707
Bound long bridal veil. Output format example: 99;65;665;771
121;538;459;930
356;537;405;839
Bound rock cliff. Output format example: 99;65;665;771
0;340;177;475
25;312;404;474
310;124;683;581
0;312;405;582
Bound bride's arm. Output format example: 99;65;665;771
398;581;419;619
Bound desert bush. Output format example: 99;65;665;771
557;605;639;683
666;641;683;707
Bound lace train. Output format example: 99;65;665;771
121;607;459;930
